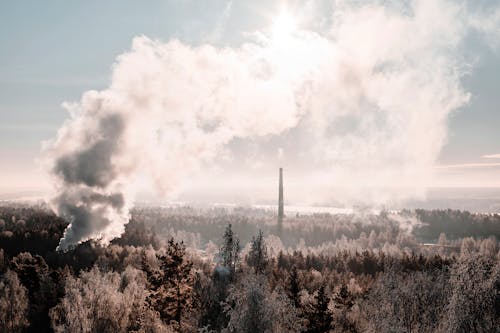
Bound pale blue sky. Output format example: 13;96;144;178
0;0;499;194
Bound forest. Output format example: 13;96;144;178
0;203;499;332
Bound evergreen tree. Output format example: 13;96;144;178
10;252;54;332
199;225;241;331
307;284;332;333
288;265;301;308
197;266;232;332
247;229;268;274
144;238;193;331
218;224;240;279
277;250;287;269
332;283;355;333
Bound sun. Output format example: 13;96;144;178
272;11;297;42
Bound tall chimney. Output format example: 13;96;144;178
278;167;284;230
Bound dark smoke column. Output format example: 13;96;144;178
278;167;284;232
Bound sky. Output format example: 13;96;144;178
1;0;500;206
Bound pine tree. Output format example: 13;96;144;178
144;238;193;331
247;229;268;274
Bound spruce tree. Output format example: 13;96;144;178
307;284;332;333
219;224;240;279
247;229;268;274
200;224;241;331
288;265;301;308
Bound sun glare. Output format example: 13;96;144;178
272;11;297;41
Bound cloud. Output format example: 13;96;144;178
436;162;500;169
44;0;497;250
469;6;500;49
482;154;500;159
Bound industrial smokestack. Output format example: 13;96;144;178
278;167;284;230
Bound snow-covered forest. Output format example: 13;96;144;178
0;204;499;332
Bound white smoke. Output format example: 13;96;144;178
44;0;497;250
46;37;305;251
291;0;473;205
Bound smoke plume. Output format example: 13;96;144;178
44;0;497;250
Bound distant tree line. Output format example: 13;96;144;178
413;209;500;241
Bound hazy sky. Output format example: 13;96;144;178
1;0;500;203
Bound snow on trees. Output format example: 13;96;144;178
247;229;269;274
0;270;29;332
49;266;167;333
